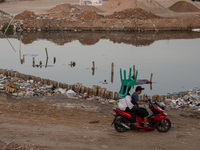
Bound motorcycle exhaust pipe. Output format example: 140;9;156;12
115;121;130;129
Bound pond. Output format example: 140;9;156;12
0;31;200;96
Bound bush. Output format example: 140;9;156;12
1;23;14;33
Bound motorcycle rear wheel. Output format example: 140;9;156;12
156;119;171;132
114;116;128;132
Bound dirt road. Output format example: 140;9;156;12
0;93;200;150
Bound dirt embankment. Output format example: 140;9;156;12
1;1;200;31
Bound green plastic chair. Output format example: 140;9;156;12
118;68;138;99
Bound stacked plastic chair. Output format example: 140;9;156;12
118;68;138;99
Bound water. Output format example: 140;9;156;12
0;31;200;96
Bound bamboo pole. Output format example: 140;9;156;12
45;48;48;58
4;15;16;34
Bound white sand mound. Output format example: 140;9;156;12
100;0;170;14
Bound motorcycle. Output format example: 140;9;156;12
111;99;171;132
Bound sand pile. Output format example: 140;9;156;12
78;5;102;13
48;4;80;14
100;0;143;12
77;11;102;20
105;8;161;19
169;1;200;12
15;10;38;20
100;0;170;14
48;3;102;14
42;11;71;19
45;3;103;19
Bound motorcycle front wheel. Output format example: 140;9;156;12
156;119;171;132
114;116;129;132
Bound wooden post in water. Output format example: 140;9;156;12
23;55;25;63
54;57;56;64
150;73;153;90
19;38;21;63
92;61;95;70
45;57;48;68
111;72;114;83
45;48;48;68
45;48;48;58
111;62;114;83
150;73;153;83
33;57;35;67
40;61;42;68
92;61;95;75
132;65;136;80
111;62;114;73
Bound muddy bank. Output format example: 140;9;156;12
18;18;200;31
1;30;200;46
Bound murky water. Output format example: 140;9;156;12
0;31;200;96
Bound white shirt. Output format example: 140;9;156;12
118;95;134;111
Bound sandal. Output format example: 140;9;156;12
132;123;139;126
143;125;151;128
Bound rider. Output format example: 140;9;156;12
118;86;138;126
131;86;149;128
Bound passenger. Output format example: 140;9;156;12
118;86;138;126
131;86;149;128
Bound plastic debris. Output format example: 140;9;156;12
163;91;200;108
82;93;89;99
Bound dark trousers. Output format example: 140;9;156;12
136;107;149;117
125;107;137;123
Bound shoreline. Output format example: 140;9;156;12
1;18;200;32
1;68;200;103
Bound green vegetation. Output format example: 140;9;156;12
1;23;14;32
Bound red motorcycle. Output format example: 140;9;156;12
111;99;171;132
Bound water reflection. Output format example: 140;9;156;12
1;31;200;46
0;31;200;96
